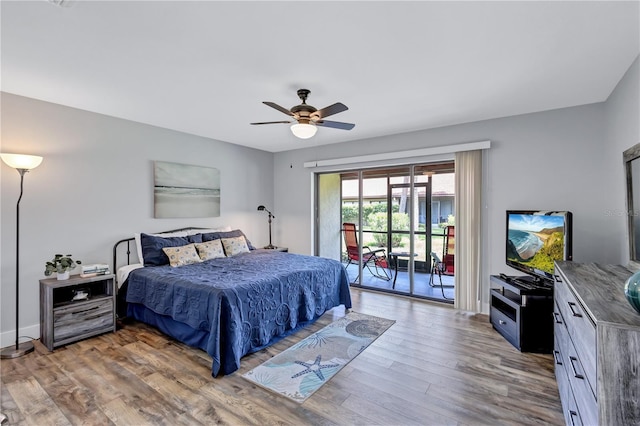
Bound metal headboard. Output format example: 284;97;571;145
112;227;209;273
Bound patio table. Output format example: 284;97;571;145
388;251;418;288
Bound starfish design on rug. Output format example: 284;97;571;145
291;355;340;381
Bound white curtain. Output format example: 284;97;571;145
454;150;483;312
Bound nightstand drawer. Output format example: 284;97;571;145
53;298;114;343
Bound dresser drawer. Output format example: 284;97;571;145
554;274;596;396
554;306;597;426
554;334;583;426
53;298;114;343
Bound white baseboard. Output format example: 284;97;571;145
0;323;40;349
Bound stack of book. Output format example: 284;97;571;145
80;264;110;278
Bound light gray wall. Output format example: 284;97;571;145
274;103;611;312
604;55;640;266
2;55;636;344
0;93;274;346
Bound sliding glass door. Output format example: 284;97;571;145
315;162;455;303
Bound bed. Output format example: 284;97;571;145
113;228;352;377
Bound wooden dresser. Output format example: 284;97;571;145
553;262;640;425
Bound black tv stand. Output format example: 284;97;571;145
499;273;553;291
513;275;539;284
489;274;554;353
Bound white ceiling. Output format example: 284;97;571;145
2;1;639;153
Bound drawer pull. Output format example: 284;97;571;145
569;356;584;380
553;350;563;365
553;312;563;324
499;320;507;325
567;302;583;318
554;274;562;283
568;410;579;426
72;306;100;315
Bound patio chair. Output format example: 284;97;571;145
442;225;455;275
342;223;391;281
429;251;454;299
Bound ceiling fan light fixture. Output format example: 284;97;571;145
290;123;317;139
252;89;353;138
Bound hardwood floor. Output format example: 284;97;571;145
1;289;564;425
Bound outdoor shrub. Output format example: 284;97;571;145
367;212;409;247
342;205;358;224
439;214;455;229
342;202;400;227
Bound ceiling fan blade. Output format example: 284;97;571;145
250;121;292;125
263;101;294;116
316;120;355;130
315;102;348;119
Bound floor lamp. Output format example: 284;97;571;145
256;205;276;249
0;153;43;359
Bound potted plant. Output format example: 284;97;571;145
44;254;81;280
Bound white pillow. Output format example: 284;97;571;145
134;230;189;265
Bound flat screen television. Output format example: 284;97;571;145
506;210;573;283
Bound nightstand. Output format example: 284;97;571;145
40;274;116;351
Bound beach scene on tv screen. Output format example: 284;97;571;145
507;214;565;274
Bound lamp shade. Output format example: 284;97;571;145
290;123;318;139
0;153;43;170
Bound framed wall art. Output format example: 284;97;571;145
154;161;220;218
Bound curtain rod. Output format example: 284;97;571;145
303;140;491;168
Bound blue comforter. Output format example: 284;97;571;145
125;250;351;376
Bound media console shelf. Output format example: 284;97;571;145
490;274;554;353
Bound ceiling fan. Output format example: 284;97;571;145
251;89;355;139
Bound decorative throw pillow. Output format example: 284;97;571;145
202;229;256;250
162;243;202;267
221;236;250;256
194;239;226;261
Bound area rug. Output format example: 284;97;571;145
242;311;395;403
